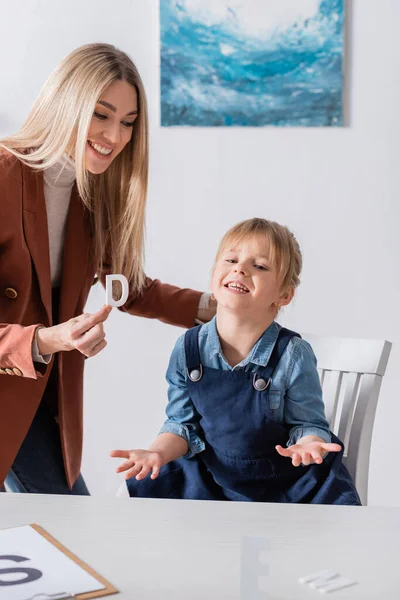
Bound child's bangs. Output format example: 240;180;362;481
217;228;277;269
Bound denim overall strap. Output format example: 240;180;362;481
256;327;301;385
184;325;203;382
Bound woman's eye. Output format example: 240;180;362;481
254;264;267;270
225;259;236;263
122;121;135;128
94;112;107;120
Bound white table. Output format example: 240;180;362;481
0;494;399;599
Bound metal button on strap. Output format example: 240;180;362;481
5;287;18;299
188;365;203;382
5;368;15;376
13;367;23;376
253;375;270;391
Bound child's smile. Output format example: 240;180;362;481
224;280;250;294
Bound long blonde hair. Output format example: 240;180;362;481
0;43;148;291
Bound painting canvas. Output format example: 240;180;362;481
160;0;344;127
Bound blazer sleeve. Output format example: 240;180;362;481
0;323;48;379
99;272;202;329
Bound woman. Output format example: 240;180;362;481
0;43;214;495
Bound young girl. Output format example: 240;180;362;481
0;43;214;495
111;218;361;505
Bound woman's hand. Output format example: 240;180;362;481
196;294;217;323
36;305;112;357
275;435;341;467
110;449;163;481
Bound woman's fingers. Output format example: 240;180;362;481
73;322;108;356
69;308;110;354
71;306;112;337
52;306;112;357
86;338;107;358
77;323;104;347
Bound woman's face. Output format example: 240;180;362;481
86;80;138;174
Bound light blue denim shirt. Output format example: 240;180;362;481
159;318;331;457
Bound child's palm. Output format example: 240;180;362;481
275;440;341;467
110;448;163;480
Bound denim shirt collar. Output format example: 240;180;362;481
205;316;282;368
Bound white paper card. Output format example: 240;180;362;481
0;525;104;599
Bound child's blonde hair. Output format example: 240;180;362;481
215;218;302;293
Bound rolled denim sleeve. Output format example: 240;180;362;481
158;334;206;458
284;338;331;446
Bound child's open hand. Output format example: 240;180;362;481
110;449;163;480
275;436;341;467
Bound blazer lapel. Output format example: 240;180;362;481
59;184;92;323
22;165;52;324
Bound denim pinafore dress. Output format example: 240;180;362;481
127;326;361;505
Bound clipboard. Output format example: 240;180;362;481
25;524;119;600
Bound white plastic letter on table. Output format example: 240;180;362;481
105;274;129;308
240;536;269;599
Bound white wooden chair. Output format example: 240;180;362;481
301;333;392;506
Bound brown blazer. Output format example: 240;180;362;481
0;149;202;488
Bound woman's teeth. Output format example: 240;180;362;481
89;141;112;156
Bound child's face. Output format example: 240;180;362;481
211;237;291;318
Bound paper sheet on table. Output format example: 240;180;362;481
0;525;108;599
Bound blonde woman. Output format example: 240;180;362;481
0;43;214;495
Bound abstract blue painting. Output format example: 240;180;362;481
160;0;344;127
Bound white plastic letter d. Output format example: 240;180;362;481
105;274;129;308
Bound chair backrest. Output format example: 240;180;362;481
301;333;392;505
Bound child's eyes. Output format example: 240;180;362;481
224;259;268;270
